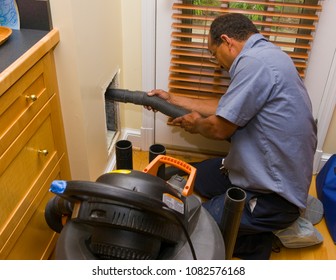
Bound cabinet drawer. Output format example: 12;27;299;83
0;101;61;252
0;53;55;155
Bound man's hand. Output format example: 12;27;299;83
144;89;171;112
172;111;202;134
147;89;171;101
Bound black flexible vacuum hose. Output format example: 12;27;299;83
44;196;73;233
105;88;190;118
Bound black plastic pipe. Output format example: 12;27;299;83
220;187;246;260
105;88;190;118
149;144;166;179
115;139;133;170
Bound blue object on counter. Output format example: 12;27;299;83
0;0;20;30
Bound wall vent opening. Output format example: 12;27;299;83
104;71;120;155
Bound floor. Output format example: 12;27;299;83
132;148;336;260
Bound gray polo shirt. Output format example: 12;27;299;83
216;33;317;210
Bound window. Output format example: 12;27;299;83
169;0;323;99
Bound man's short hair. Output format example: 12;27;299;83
210;13;259;45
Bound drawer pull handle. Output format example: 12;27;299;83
38;149;49;156
26;95;38;102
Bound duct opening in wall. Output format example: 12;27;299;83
104;71;120;155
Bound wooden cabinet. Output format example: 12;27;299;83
0;29;71;259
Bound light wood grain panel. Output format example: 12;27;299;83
0;53;54;155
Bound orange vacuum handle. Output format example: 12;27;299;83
143;155;196;197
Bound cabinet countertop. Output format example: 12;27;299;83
0;29;49;73
0;28;59;95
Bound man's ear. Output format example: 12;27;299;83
220;34;233;49
220;34;231;46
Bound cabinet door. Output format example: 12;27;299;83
5;162;65;260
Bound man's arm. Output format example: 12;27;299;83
148;89;219;117
173;112;238;140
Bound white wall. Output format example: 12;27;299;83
119;0;143;131
49;0;123;180
304;0;336;156
323;107;336;154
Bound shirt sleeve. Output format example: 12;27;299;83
216;55;276;127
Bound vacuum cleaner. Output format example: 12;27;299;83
44;88;246;260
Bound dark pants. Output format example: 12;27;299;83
193;158;300;259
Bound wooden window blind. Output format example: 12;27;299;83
169;0;323;99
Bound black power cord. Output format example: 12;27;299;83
162;206;197;260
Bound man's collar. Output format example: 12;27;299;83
229;33;266;75
241;33;267;53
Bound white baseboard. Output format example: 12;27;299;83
104;128;142;173
316;152;333;174
140;126;154;151
122;128;142;149
105;130;333;176
313;150;333;174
